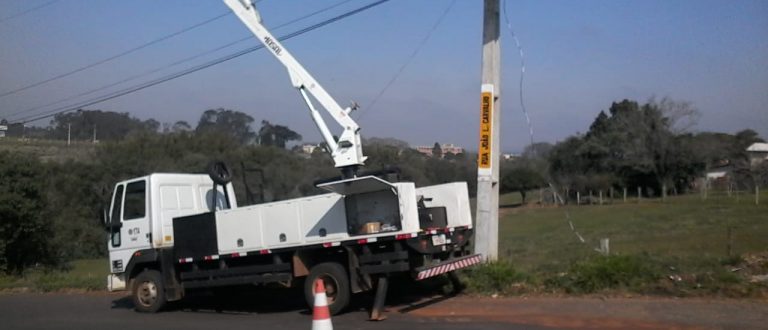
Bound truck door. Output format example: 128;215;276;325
108;179;152;273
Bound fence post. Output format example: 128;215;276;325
623;187;627;203
757;186;760;206
637;187;642;203
662;183;667;202
704;181;708;200
577;191;581;205
610;187;614;202
599;190;603;205
552;189;557;207
597;238;610;255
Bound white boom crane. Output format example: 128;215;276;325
223;0;366;177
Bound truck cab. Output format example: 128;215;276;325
105;174;236;291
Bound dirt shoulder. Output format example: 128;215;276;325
399;296;768;330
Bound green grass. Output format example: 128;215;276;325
498;192;767;272
0;259;107;292
463;191;768;297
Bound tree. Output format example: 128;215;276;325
44;161;110;260
652;96;700;134
548;98;703;195
0;152;54;274
364;137;409;149
171;120;192;133
501;167;546;204
432;142;443;158
50;109;158;141
258;120;302;148
522;142;554;160
196;108;256;145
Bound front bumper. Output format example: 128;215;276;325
107;273;127;292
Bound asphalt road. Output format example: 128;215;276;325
0;290;543;330
1;289;766;330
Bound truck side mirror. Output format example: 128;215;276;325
101;207;108;226
101;207;122;231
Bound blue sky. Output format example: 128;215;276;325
0;0;766;152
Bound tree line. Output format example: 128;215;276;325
501;98;766;202
0;108;474;274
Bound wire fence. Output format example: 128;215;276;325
526;182;765;207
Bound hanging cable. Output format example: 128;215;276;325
357;0;456;121
0;11;233;100
0;0;60;24
502;0;534;150
11;0;391;124
5;0;354;121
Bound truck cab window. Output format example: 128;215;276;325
123;181;146;220
110;185;124;247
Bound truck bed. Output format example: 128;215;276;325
172;180;472;263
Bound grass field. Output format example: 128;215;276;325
497;191;767;272
460;189;768;297
0;259;107;292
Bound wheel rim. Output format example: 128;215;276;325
316;274;339;305
137;280;157;307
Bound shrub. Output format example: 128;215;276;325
461;261;528;294
547;254;660;293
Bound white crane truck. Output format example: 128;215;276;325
104;0;481;319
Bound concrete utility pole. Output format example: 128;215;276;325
475;0;501;262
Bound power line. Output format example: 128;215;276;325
0;11;232;100
4;0;356;120
358;0;455;121
502;0;534;149
3;38;247;120
0;0;59;24
12;0;391;124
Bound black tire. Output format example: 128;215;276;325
207;160;232;185
132;270;167;313
304;262;350;315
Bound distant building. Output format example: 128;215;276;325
706;164;732;181
300;143;327;155
701;142;768;187
302;144;317;154
414;143;464;158
0;125;6;138
502;153;520;160
746;142;768;167
440;143;464;155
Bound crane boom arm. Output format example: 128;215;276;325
223;0;366;173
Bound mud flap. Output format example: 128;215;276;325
414;254;482;281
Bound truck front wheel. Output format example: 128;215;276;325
132;270;167;313
304;262;350;315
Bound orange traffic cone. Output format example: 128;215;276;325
312;279;333;330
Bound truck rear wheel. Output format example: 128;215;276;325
132;270;167;313
304;262;350;315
